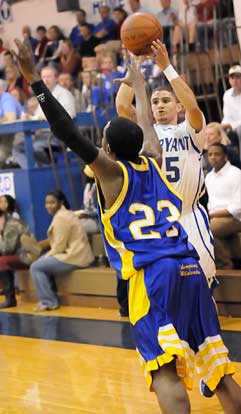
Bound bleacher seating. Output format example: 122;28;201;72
17;266;118;309
15;266;241;316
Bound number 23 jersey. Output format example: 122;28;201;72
97;156;198;280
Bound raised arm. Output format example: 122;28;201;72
12;39;123;208
126;54;162;166
151;40;203;132
115;73;137;122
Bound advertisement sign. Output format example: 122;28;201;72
0;172;15;197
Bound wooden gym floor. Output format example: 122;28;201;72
0;303;240;414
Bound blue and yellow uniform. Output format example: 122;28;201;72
97;156;234;391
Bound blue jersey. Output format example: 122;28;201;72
97;156;198;280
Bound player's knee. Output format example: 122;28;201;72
152;370;191;413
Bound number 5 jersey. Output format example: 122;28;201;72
154;116;215;283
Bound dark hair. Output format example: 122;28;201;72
36;25;46;32
0;210;7;218
105;117;143;161
80;23;91;30
151;84;178;102
0;194;18;214
49;25;65;41
208;142;228;155
46;190;70;209
113;7;128;18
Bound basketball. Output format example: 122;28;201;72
120;12;163;56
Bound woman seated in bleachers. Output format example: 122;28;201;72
0;194;20;220
59;39;82;78
30;190;94;312
37;25;65;70
203;122;241;174
0;209;34;309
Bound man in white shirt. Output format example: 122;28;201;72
205;142;241;268
13;66;76;168
222;65;241;161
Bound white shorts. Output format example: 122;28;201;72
180;203;216;283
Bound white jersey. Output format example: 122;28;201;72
154;116;215;281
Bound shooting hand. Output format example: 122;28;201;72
11;39;40;84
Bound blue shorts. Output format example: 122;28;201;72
127;256;235;391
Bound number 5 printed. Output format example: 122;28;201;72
165;156;180;183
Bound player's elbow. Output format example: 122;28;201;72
187;107;203;132
116;103;134;121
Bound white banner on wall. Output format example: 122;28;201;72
0;172;15;197
0;0;12;25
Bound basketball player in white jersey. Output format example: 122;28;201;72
115;40;216;286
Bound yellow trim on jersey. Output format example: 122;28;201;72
128;268;150;325
97;161;129;219
129;155;149;171
101;215;135;279
95;161;136;279
149;157;183;201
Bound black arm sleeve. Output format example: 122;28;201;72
31;80;99;164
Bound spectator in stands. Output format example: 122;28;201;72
156;0;178;53
205;143;241;269
78;23;100;60
0;79;23;168
24;96;38;119
203;122;241;173
0;210;30;308
12;65;76;168
113;6;128;40
22;25;37;52
93;5;118;44
196;0;219;50
79;70;101;111
94;7;127;61
0;194;21;298
172;0;198;53
1;50;15;78
128;0;149;13
222;65;241;161
38;25;65;70
58;72;85;112
60;39;82;78
36;66;76;118
3;50;15;68
30;190;94;312
5;64;31;99
69;9;94;48
0;194;20;219
10;86;26;108
100;53;124;104
33;25;48;64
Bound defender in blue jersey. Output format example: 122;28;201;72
14;39;241;414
